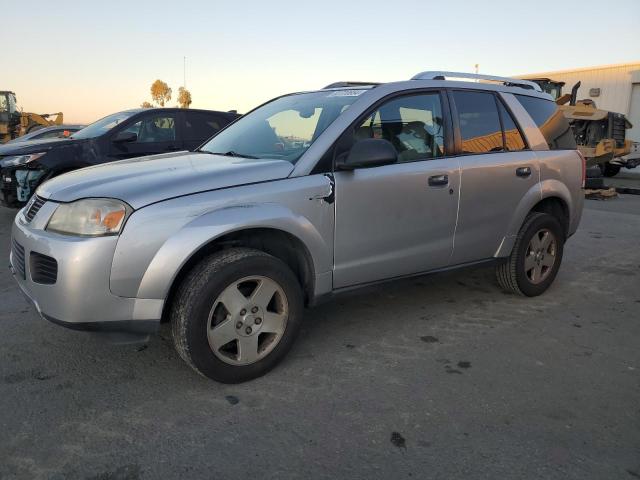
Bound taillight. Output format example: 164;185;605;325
577;150;586;188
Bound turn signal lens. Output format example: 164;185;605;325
102;210;126;230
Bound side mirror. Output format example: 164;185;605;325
337;138;397;170
113;131;137;143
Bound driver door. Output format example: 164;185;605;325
332;92;460;288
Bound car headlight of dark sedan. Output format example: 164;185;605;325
0;152;47;168
46;199;132;236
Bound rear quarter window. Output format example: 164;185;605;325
515;95;576;150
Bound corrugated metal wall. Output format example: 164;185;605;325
518;63;640;115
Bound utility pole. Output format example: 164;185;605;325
183;56;186;89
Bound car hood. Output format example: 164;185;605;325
0;137;76;155
38;151;295;209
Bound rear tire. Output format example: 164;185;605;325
171;247;304;383
600;163;621;177
496;212;564;297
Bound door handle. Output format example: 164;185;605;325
428;174;449;187
516;166;532;177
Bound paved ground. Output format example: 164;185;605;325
607;168;640;191
1;196;639;480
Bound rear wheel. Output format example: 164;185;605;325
171;248;304;383
496;212;564;296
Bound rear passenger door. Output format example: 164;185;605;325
182;111;227;150
449;90;539;265
110;112;182;160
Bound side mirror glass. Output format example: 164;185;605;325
337;138;397;170
113;131;137;143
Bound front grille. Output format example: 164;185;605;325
25;195;46;222
11;239;26;280
30;252;58;285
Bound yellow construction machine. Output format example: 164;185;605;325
523;78;634;176
0;91;64;143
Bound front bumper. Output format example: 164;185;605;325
10;201;163;335
1;165;46;208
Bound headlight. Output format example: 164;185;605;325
0;152;47;168
46;199;131;236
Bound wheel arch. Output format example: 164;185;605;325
161;227;316;322
496;181;572;257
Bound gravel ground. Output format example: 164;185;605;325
0;196;639;480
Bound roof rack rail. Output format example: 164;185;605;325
322;81;379;89
411;71;542;92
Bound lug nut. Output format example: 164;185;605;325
240;309;247;316
255;317;262;325
245;326;252;334
251;306;259;314
236;321;243;329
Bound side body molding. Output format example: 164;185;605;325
135;203;331;299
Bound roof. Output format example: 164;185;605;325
130;107;239;116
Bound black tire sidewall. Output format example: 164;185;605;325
184;253;303;383
515;214;565;297
602;163;621;177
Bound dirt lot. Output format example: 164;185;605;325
1;195;639;480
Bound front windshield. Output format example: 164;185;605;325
200;89;368;163
71;111;137;140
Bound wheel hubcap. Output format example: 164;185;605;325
207;275;288;366
524;228;557;285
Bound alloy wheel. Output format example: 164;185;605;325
207;276;288;366
524;228;557;285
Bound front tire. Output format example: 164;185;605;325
171;248;304;383
496;212;565;297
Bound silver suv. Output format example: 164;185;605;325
10;71;585;383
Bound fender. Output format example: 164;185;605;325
133;203;331;300
494;179;572;257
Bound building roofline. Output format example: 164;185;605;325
514;61;640;78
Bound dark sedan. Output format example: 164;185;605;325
0;108;239;207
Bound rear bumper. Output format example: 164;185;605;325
10;205;163;335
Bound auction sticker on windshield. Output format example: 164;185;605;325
327;90;367;97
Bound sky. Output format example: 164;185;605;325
5;0;640;124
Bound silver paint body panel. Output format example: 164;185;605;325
10;78;583;331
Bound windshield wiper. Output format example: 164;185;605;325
202;150;258;159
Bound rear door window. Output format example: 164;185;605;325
515;95;576;150
452;91;503;154
184;111;225;142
